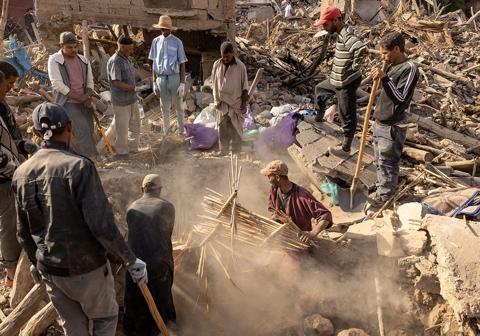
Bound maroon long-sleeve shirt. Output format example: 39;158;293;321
268;183;333;231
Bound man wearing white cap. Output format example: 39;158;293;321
124;174;176;335
149;15;188;137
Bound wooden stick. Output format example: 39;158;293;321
82;20;90;61
248;68;265;100
138;283;169;336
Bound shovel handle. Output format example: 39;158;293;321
139;283;170;336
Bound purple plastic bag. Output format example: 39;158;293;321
254;113;296;160
185;122;218;150
243;106;257;130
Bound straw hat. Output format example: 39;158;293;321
153;15;176;30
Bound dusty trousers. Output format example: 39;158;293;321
112;103;141;155
218;115;242;154
63;102;98;158
156;74;184;136
314;76;361;150
0;182;21;269
373;121;407;200
42;262;118;336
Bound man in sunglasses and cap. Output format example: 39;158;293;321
48;32;98;158
149;15;188;137
11;102;147;336
313;6;366;158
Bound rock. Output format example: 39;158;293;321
398;230;428;255
194;92;214;109
397;202;424;229
337;328;369;336
303;314;334;336
414;258;441;294
426;302;448;328
185;97;196;114
0;294;7;305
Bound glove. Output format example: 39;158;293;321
135;84;150;93
30;265;42;284
127;258;148;284
153;81;160;96
177;83;185;98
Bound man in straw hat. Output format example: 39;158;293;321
313;6;366;158
12;102;147;336
261;160;333;242
124;174;176;335
149;15;188;137
48;32;98;158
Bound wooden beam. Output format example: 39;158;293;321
18;302;57;336
10;252;34;309
82;20;91;61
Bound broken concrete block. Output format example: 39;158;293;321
337;328;370;336
414;258;441;294
397;202;425;229
303;314;334;336
398;230;428;255
424;215;480;318
195;92;214;109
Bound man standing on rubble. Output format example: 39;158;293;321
12;102;148;336
149;15;188;137
313;6;366;158
124;174;176;336
261;160;333;241
48;32;98;158
0;63;37;287
107;35;141;159
212;41;249;155
366;32;419;211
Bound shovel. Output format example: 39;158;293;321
350;62;387;208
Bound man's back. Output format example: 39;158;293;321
127;195;175;275
12;142;126;276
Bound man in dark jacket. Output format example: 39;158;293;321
124;174;176;336
12;103;147;336
261;160;333;242
366;32;419;211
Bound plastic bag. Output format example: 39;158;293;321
325;105;336;123
254;112;297;160
185;122;218;150
194;104;216;124
320;178;339;206
243;106;257;130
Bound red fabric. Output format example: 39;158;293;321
64;56;84;103
268;184;332;231
313;5;342;27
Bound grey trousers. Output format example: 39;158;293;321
373;121;407;200
42;262;118;336
155;74;184;136
0;182;21;269
64;103;98;158
218;115;242;154
113;103;141;155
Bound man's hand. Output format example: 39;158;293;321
135;84;149;93
177;83;186;98
153;82;160;96
0;152;8;169
298;231;314;244
30;265;43;284
370;68;385;81
127;258;148;284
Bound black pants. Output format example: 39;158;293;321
218;115;242;154
314;76;361;150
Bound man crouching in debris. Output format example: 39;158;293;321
48;32;98;158
313;6;366;158
212;41;249;155
12;103;148;336
124;174;176;336
366;32;419;212
261;160;333;242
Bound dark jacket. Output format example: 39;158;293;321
12;140;135;276
373;59;419;125
126;194;175;275
268;183;333;231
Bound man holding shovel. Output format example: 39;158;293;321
366;32;419;212
313;6;367;158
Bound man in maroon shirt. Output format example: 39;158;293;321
261;160;333;241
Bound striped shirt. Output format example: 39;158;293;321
330;25;366;88
373;59;419;125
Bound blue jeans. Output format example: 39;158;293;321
156;74;184;136
373;121;407;200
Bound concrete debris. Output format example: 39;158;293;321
424;214;480;319
303;314;334;336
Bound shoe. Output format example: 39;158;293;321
328;145;350;158
364;192;386;215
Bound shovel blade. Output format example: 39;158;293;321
338;183;368;211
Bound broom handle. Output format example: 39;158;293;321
139;283;170;336
352;62;387;182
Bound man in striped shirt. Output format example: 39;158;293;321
367;32;419;211
313;6;366;157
